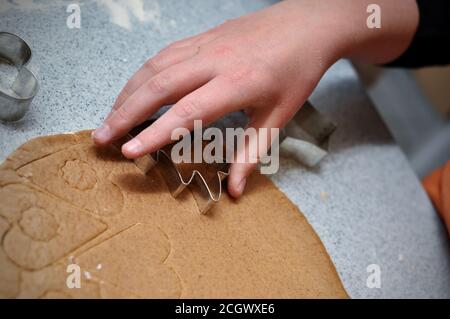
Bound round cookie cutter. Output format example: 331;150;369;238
0;32;39;121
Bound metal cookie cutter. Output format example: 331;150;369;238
113;101;335;214
279;101;336;167
0;32;39;121
114;120;229;215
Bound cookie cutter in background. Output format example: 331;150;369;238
279;101;336;167
0;32;39;121
113;101;335;214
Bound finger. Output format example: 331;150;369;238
121;75;254;158
110;45;201;115
227;109;285;198
93;59;213;145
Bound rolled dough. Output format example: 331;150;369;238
0;131;347;298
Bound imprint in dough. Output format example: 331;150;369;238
1;183;106;270
17;144;125;217
61;159;97;191
0;131;348;298
0;216;20;298
19;207;59;242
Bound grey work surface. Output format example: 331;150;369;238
0;0;449;298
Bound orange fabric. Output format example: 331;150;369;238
423;168;443;213
441;161;450;233
423;161;450;234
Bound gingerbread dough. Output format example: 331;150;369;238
0;131;347;298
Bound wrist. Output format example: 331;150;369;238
327;0;419;64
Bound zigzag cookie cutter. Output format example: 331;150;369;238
0;32;39;121
114;120;229;214
113;101;335;214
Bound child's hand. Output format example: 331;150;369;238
93;0;418;197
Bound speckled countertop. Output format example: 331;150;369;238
0;0;449;298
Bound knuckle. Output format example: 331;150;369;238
174;99;202;119
114;106;133;125
146;75;166;94
226;65;254;83
120;84;134;100
114;93;127;109
225;63;280;105
210;43;234;58
144;58;161;74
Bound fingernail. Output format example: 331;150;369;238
236;178;247;196
93;124;111;143
123;139;143;155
